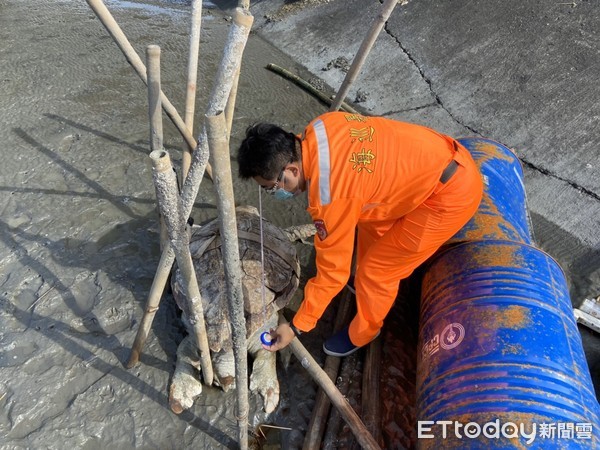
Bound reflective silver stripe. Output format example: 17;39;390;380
313;119;331;205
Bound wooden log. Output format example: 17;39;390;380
329;0;399;112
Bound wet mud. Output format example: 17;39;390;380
0;1;325;448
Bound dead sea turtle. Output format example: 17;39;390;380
169;205;315;414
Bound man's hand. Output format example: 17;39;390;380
262;322;296;352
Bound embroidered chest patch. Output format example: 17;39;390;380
314;219;328;240
348;125;376;173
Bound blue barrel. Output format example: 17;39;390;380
417;240;600;449
449;137;533;245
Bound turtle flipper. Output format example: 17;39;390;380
283;223;317;243
169;335;203;414
212;349;236;392
248;314;280;414
249;348;279;414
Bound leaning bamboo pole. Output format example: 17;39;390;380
181;8;254;221
182;0;203;181
127;7;253;370
266;63;359;114
223;0;249;135
126;46;173;368
329;0;399;112
206;112;249;449
224;68;240;136
288;336;381;450
150;150;214;385
84;0;213;180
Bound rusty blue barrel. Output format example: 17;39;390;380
449;137;533;244
417;240;600;449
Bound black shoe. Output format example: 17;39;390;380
323;326;360;357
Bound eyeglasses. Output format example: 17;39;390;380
263;170;285;195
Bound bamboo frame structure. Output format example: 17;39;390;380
88;1;388;447
127;8;254;370
84;0;213;179
329;0;399;112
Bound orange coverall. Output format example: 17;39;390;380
293;112;483;346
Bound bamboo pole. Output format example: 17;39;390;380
149;149;214;386
127;7;253;371
266;64;359;114
181;8;254;222
146;45;170;251
223;0;250;135
182;0;203;180
322;350;357;449
288;337;381;450
206;112;248;449
303;288;354;450
329;0;399;112
147;45;164;153
127;45;171;369
224;68;240;136
126;244;173;367
84;0;213;180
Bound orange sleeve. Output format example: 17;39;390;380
293;198;362;332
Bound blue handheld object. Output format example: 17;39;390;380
260;331;273;346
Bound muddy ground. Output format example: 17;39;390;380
0;1;334;448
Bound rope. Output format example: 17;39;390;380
258;185;268;330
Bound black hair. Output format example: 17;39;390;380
237;123;299;180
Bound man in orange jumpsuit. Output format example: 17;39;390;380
237;112;483;357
